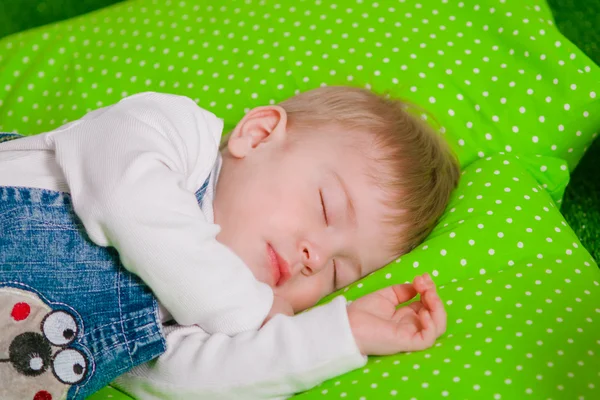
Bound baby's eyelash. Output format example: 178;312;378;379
332;259;338;287
319;190;329;225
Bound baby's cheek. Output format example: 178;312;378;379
284;277;330;313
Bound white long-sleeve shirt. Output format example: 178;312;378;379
0;92;367;398
113;296;365;399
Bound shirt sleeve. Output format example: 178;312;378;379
46;92;273;334
111;296;368;400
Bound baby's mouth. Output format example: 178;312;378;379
266;243;291;287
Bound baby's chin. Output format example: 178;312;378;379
245;259;276;289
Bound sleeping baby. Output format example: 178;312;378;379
0;86;459;399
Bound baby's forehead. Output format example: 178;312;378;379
312;129;384;170
298;122;370;145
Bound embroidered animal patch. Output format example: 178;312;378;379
0;287;89;400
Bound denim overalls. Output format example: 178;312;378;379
0;132;210;399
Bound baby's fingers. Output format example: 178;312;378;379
413;273;435;293
423;290;447;337
412;309;437;350
422;289;439;311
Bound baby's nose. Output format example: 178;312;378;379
301;242;327;274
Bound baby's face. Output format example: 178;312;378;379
214;108;398;312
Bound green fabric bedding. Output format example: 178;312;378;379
0;0;599;399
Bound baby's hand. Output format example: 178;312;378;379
347;273;446;355
261;294;294;327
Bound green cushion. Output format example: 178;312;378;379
1;0;599;180
1;0;599;399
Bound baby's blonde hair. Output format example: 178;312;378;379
279;86;459;257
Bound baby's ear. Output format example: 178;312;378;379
227;106;287;158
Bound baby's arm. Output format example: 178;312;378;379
112;296;366;400
112;274;445;399
48;92;273;333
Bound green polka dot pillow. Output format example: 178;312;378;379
1;0;599;400
1;0;599;180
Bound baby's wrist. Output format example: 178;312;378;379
346;306;367;356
